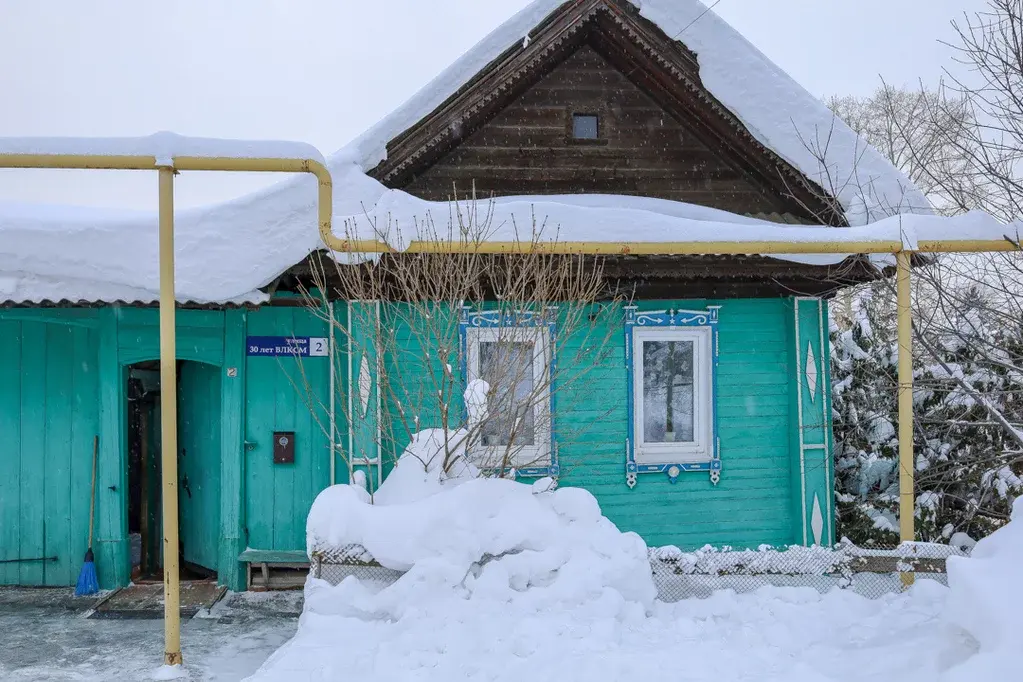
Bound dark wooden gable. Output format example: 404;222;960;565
368;0;845;226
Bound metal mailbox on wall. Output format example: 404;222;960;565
273;432;295;464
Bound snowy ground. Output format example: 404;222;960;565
252;580;979;682
244;433;1015;682
0;589;299;681
0;580;984;682
4;427;1015;682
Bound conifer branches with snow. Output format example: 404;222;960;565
831;281;1023;545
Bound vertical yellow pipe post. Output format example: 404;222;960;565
896;251;916;588
158;166;182;665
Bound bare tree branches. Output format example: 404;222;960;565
295;197;624;491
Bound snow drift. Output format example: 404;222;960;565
941;498;1023;680
306;472;656;614
247;421;1021;682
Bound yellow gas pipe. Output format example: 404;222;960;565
2;144;1018;662
896;251;916;587
0;151;332;667
319;229;1019;587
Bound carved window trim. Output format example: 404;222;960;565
624;305;722;487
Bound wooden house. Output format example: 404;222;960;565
0;0;924;591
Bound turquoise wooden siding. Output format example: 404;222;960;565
244;306;335;553
0;318;100;586
0;296;833;591
379;298;832;550
556;299;798;549
378;304;461;482
346;302;381;485
179;362;222;572
791;298;835;546
1;304;340;591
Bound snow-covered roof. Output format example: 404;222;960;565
0;131;325;166
0;0;957;305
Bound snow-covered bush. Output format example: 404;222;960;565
831;284;903;545
298;204;625;484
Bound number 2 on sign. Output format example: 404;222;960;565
310;338;328;357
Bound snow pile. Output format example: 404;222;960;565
247;569;958;681
941;498;1023;680
306;477;656;612
246;421;1015;682
308;373;654;612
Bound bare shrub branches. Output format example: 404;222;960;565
297;198;624;490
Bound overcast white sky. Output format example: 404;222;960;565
0;0;985;210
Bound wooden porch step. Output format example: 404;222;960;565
239;549;309;591
238;549;309;564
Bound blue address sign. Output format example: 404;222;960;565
246;336;329;357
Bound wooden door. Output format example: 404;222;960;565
178;362;222;574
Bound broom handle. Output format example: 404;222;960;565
88;435;98;548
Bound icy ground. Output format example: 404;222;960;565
0;589;299;681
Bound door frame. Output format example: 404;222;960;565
113;308;248;590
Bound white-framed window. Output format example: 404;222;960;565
632;326;714;464
464;326;552;468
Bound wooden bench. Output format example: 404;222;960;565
239;549;309;591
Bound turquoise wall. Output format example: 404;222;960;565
378;298;834;550
243;306;334;554
0;296;833;590
556;299;798;548
0;317;100;586
0;304;342;591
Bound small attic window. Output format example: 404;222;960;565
572;113;599;140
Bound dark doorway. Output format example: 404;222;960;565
126;360;221;583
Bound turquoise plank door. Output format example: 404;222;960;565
178;362;222;573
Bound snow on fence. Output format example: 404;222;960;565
310;541;970;602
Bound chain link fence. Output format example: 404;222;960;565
310;545;406;588
310;541;970;601
650;542;968;601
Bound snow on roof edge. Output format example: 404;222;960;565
0;0;949;305
0;131;325;166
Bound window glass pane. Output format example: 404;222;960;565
572;114;598;139
642;340;695;443
479;341;536;446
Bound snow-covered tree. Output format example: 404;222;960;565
827;1;1023;545
831;284;1023;546
831;285;901;545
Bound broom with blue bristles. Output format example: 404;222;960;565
75;435;100;597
